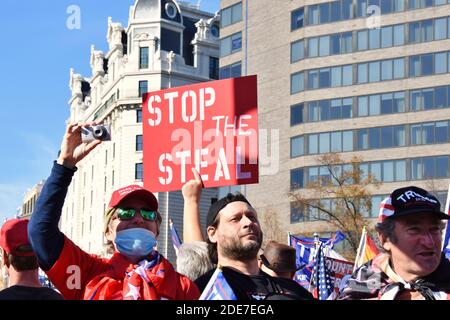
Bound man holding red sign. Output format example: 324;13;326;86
143;75;259;192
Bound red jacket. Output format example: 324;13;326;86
47;236;199;300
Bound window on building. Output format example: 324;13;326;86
435;52;447;74
393;24;405;46
308;37;319;57
291;168;304;190
330;1;341;22
369;61;380;82
135;163;143;180
435;18;447;40
219;62;241;79
358;30;368;51
221;2;242;27
342;65;353;86
358;63;368;83
308;70;319;89
291;136;304;158
393;58;405;79
369;28;380;49
308;5;319;25
209;57;219;80
381;26;393;48
319;2;330;24
137;109;142;123
331;34;341;55
291;40;304;62
138;81;148;98
220;32;242;57
341;32;353;54
291;72;305;94
136;135;143;151
291;7;305;30
342;0;353;19
291;103;304;126
139;47;149;69
319;36;330;56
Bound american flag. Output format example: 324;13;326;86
199;268;237;300
312;243;335;300
169;218;182;256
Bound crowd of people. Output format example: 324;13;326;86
0;122;449;300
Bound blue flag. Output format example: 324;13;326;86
199;268;237;300
169;219;182;256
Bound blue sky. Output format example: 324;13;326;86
0;0;220;221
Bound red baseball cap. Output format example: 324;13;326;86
0;219;34;257
108;185;158;210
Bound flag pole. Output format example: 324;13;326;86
353;226;366;272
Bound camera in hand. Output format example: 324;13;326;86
81;125;111;143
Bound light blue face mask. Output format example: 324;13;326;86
114;228;157;258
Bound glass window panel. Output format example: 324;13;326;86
291;72;304;94
422;122;435;144
423;157;435;179
381;60;393;80
409;56;421;77
291;8;304;30
435;121;449;143
219;66;230;79
394;125;405;146
331;67;342;87
342;65;353;86
291;136;304;158
394;92;405;112
358;129;369;150
435;87;447;108
421;54;433;76
423;88;434;110
330;1;341;22
358;63;368;83
371;162;382;181
393;25;405;46
358;96;369;116
232;3;242;23
309;102;319;121
411;158;423;180
291;169;304;189
395;160;406;181
342;98;353;118
435;0;447;4
308;70;319;89
231;62;241;78
221;7;232;27
369;61;380;82
343;131;354;151
381;26;393;48
357;0;368;17
319;3;330;24
331;34;341;55
435;18;447;40
448;17;450;40
220;37;231;57
319;68;331;88
319;36;330;56
435;52;447;74
331;132;342;152
381;0;393;13
319;100;330;120
330;99;342;119
381;126;393;148
308;167;319;183
358;30;368;51
308;37;319;57
308;5;319;25
231;33;242;52
369;95;381;115
369;127;380;148
411;90;422;111
409;0;420;9
411;124;422;145
393;58;405;79
291;103;304;126
291;40;304;63
342;32;353;53
319;133;330;153
360;163;369;181
422;20;433;42
394;0;405;12
436;156;449;178
370;196;383;218
309;134;318;154
342;0;353;19
381;93;393;114
383;161;394;182
409;22;421;43
369;29;380;49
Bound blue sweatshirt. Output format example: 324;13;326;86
28;162;76;271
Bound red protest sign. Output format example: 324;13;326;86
142;75;258;192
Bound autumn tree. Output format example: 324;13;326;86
289;153;381;256
259;208;287;247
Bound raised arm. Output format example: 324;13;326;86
28;122;102;271
182;168;204;242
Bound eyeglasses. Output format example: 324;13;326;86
117;208;157;221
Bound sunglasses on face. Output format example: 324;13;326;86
117;208;157;221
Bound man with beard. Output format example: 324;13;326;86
193;193;313;300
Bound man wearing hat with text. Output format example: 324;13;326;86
339;186;450;300
28;123;199;300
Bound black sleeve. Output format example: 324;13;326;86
28;162;76;271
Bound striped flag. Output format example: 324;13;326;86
169;218;182;256
199;267;237;300
311;243;335;300
353;226;379;271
